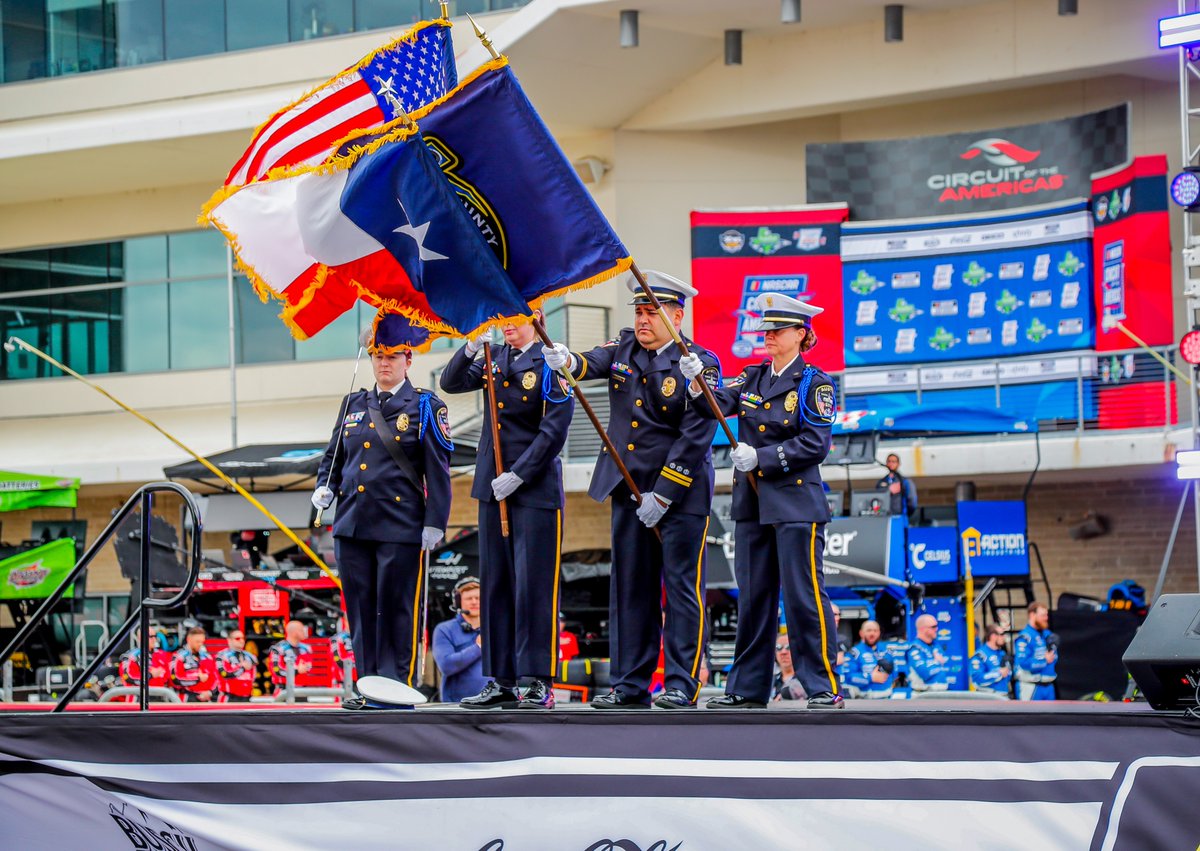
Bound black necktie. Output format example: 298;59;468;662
378;391;392;404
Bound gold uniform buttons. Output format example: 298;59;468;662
522;395;528;402
613;383;619;390
631;421;639;428
764;402;771;410
497;402;504;409
758;424;767;432
368;422;375;428
635;399;643;407
363;441;371;448
394;496;402;502
503;381;510;387
642;378;647;384
357;485;365;492
627;443;636;451
757;470;764;477
359;463;367;471
395;436;401;442
796;479;804;486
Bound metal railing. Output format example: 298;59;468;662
0;482;203;711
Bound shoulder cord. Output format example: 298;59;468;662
418;391;455;450
541;363;574;404
798;366;836;427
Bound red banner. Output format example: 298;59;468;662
690;206;849;374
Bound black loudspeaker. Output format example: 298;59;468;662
1123;594;1200;710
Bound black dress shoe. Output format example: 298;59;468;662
341;695;367;710
460;681;521;710
705;693;766;709
590;690;651;709
807;691;845;709
518;679;555;710
653;688;695;709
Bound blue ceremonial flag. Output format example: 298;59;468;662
340;59;632;308
336;129;531;335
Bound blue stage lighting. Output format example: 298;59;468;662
1160;12;1200;49
1171;169;1200;208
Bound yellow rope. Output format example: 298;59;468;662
5;337;340;588
1113;321;1193;387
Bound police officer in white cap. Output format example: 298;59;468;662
543;271;721;709
680;292;844;709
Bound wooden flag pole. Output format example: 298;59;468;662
629;262;757;493
482;341;510;537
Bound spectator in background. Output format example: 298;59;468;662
1014;602;1057;701
268;620;314;694
907;614;950;693
843;620;895;699
772;630;807;702
119;632;171;692
432;577;488;704
171;626;218;703
215;630;257;703
558;614;580;669
332;616;356;687
970;623;1012;697
876;454;918;518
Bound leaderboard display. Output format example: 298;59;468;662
841;201;1094;368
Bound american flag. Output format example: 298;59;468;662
224;21;456;187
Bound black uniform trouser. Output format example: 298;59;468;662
726;520;840;703
609;502;708;702
335;536;423;687
478;500;562;684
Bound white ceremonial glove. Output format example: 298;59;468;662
679;353;705;381
541;343;572;371
730;443;760;472
491;471;523;501
636;492;671;528
421;526;445;551
464;332;490;357
311;486;335;509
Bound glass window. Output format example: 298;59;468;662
0;249;50;294
121;283;169;372
122;235;167;284
227;0;289;52
168;230;227;279
1;0;50;82
169;278;229;369
164;0;226;60
355;0;424;30
113;0;165;68
289;0;352;42
235;274;295;364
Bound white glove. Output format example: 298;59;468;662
464;332;489;357
635;492;670;528
491;471;523;501
679;353;705;381
311;486;334;509
541;343;571;371
421;526;444;551
730;443;759;472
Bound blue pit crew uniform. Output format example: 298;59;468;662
440;339;573;686
317;375;452;688
844;640;896;699
906;638;950;692
1014;624;1057;700
566;325;719;705
969;643;1011;696
696;355;842;705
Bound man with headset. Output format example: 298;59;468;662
431;576;487;703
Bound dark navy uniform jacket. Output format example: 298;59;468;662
698;358;835;525
439;342;573;510
570;329;720;517
317;382;453;545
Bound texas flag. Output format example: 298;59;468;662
206;127;530;342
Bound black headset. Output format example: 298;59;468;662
451;576;480;612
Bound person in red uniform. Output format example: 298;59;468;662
558;615;580;667
118;633;171;697
268;619;314;694
171;626;218;702
332;617;356;686
215;629;257;703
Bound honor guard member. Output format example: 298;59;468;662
1014;602;1057;700
843;620;896;699
681;292;844;709
440;311;574;710
215;630;257;702
312;314;453;708
543;271;720;709
970;623;1012;697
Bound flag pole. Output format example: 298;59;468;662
629;262;758;494
482;341;511;537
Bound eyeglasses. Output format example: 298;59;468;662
775;643;789;651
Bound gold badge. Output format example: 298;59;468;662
396;413;410;432
522;371;537;390
661;377;677;397
785;391;798;413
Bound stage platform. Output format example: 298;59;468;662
1;701;1197;850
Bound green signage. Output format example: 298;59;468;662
0;538;76;599
0;470;80;513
